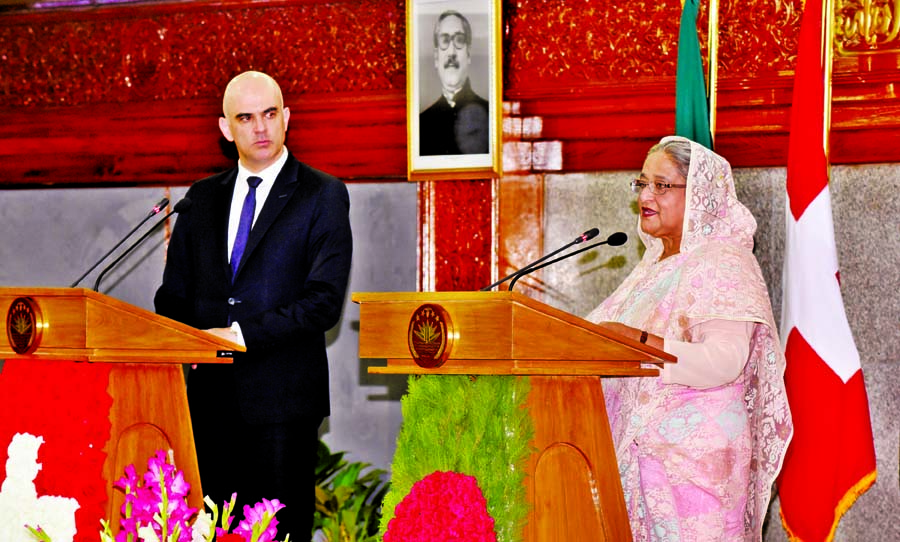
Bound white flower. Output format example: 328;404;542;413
191;510;214;542
0;434;79;542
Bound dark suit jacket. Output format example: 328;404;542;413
154;153;353;424
419;78;489;156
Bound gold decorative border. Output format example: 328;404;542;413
406;0;503;181
835;0;900;55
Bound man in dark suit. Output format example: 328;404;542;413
154;71;352;539
419;10;489;156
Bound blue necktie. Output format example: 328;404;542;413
231;176;262;280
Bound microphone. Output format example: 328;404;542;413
507;232;628;291
92;198;192;292
70;197;169;288
480;227;599;291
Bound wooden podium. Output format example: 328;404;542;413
0;287;243;526
353;291;675;542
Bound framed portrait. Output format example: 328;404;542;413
407;0;502;181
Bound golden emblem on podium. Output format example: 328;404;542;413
408;304;453;368
6;296;44;354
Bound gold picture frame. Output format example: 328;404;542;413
407;0;502;181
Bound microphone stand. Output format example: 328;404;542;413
507;233;628;291
69;197;168;288
93;198;190;292
480;228;599;291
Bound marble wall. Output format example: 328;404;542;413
538;164;900;541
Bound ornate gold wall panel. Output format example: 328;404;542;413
718;0;803;75
2;0;900;189
835;0;900;55
0;0;406;108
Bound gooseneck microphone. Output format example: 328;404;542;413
70;197;169;288
480;227;600;291
507;232;628;292
92;198;192;292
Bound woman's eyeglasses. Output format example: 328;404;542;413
630;179;687;195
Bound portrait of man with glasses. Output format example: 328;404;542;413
419;9;489;156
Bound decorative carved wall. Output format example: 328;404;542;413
718;0;801;75
834;0;900;55
422;179;493;291
0;0;409;186
503;0;900;169
3;0;900;183
0;0;405;107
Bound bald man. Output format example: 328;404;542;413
155;71;353;539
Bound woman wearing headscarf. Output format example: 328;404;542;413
587;136;793;541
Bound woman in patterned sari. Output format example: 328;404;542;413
588;136;793;541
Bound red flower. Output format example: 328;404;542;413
0;360;111;542
384;471;496;542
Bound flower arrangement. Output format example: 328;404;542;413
378;375;532;542
383;471;495;542
22;449;288;542
99;450;197;541
101;450;287;542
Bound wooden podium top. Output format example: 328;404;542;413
0;287;243;363
353;290;675;377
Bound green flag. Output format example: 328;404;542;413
675;0;713;149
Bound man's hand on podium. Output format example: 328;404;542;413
206;322;245;347
193;324;245;368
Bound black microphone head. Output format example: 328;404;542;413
576;227;600;244
173;197;192;213
606;232;628;246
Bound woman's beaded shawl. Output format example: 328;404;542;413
587;137;793;539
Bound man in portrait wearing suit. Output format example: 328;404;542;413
419;10;489;156
154;70;352;538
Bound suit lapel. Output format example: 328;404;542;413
217;171;238;280
233;155;302;280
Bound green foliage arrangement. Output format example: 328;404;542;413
314;440;389;542
378;375;534;542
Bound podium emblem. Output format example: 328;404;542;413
408;304;453;368
7;297;44;354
